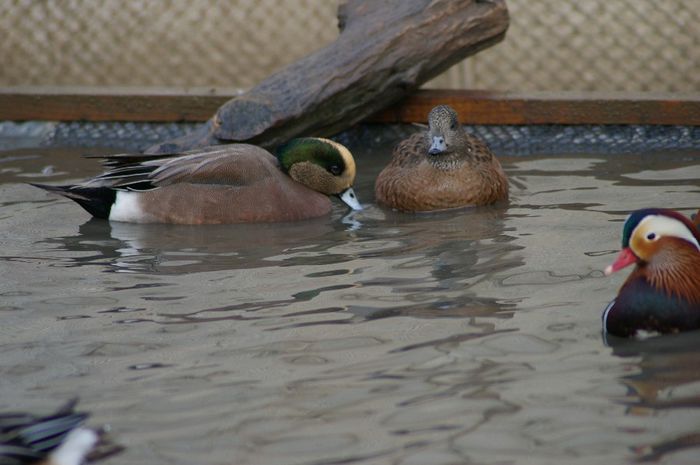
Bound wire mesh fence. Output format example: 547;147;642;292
1;0;698;92
2;0;338;89
432;0;700;92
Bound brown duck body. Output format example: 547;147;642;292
32;138;361;225
374;105;508;212
120;148;333;224
375;131;508;212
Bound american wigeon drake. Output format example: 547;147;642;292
0;399;122;465
374;104;508;212
603;208;700;337
32;138;362;224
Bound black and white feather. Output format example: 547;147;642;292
82;146;257;192
0;399;121;465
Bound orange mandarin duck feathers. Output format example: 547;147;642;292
374;104;508;212
603;208;700;337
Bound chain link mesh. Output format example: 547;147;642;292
1;120;697;155
430;0;700;91
2;0;338;88
1;0;698;92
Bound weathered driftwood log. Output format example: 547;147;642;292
147;0;508;153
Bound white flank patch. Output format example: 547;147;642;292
109;191;144;222
49;428;98;465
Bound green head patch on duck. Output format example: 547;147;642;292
276;137;361;210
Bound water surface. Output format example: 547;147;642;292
1;144;699;465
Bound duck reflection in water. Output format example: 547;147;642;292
607;332;700;461
342;206;521;323
37;202;520;329
39;216;346;274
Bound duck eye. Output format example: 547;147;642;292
329;164;342;176
646;232;657;241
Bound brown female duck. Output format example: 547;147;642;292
374;104;508;212
32;138;362;224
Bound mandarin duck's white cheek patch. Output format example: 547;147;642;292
633;214;700;251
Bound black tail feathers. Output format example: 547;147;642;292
31;183;116;220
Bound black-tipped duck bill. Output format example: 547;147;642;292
338;187;363;211
428;147;444;156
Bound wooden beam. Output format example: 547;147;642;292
372;89;700;126
0;86;236;122
0;87;698;126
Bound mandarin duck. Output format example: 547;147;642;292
604;208;700;337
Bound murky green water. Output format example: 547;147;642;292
1;143;699;464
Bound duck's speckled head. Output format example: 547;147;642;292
276;137;362;210
426;105;468;156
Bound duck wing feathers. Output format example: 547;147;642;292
84;144;278;191
0;398;86;461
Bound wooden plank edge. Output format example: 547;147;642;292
0;87;237;123
0;87;698;126
372;90;700;126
